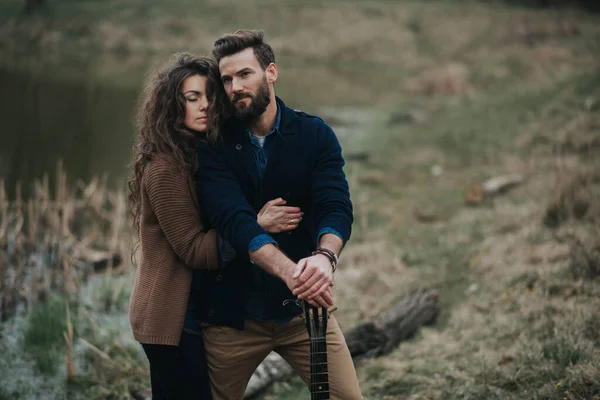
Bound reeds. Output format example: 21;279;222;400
0;160;132;322
63;302;74;381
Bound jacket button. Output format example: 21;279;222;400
216;274;223;281
207;309;215;317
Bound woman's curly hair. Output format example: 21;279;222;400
127;53;225;259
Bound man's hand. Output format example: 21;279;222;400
257;198;303;234
291;254;334;308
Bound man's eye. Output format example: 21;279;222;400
241;71;250;77
222;78;232;84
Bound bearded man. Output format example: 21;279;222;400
195;29;362;400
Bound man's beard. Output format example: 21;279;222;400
231;76;270;123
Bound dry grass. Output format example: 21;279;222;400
0;160;139;398
264;37;600;400
0;160;131;322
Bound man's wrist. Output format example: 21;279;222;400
316;247;338;265
250;243;295;285
312;248;337;273
280;260;296;282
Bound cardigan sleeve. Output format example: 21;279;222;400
144;157;219;270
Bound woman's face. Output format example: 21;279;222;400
181;74;209;132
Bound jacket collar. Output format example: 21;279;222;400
276;96;296;136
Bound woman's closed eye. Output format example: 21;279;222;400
186;97;198;103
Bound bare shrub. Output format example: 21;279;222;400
0;161;132;321
544;170;600;228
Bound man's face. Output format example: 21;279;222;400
219;47;271;122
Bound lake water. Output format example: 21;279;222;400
0;67;141;198
0;66;372;199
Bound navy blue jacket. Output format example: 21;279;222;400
195;97;353;329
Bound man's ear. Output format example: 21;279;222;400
265;63;278;84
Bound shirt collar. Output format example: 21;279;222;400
247;104;281;140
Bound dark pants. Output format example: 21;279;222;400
142;331;212;400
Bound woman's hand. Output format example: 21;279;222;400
258;198;303;234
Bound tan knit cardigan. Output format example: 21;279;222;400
129;155;219;346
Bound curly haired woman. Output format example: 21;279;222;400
128;53;303;399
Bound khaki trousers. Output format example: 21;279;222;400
201;315;362;400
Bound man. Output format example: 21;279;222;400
195;29;362;400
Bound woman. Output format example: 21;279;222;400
128;53;302;399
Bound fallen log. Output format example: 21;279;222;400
244;288;440;398
75;248;123;273
465;173;525;205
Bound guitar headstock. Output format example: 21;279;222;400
303;302;328;339
303;302;331;399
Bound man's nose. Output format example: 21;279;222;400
232;78;244;93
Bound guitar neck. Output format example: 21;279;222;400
310;336;330;400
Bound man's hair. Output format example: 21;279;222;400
212;29;275;69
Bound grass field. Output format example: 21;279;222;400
1;0;599;399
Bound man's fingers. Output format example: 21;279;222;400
296;264;323;287
293;262;314;285
292;259;308;279
293;273;321;297
307;281;332;300
307;282;333;310
295;274;333;300
313;294;332;309
321;292;334;308
306;298;320;308
322;288;334;305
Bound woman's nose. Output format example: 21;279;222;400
199;97;208;110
